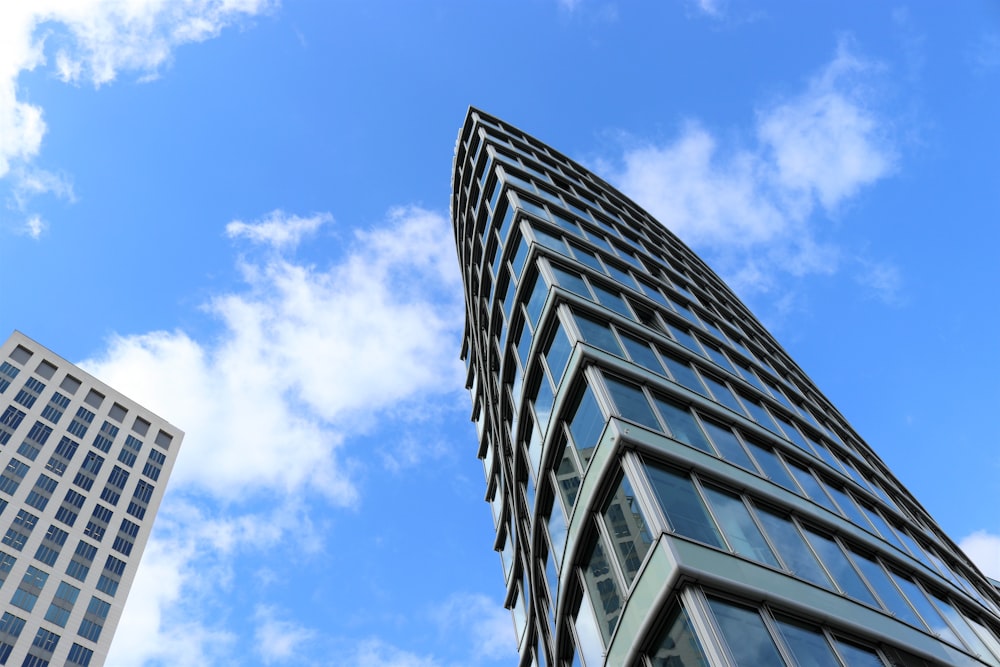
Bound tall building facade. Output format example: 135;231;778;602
451;108;1000;667
0;332;180;667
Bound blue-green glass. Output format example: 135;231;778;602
787;463;839;513
802;528;878;606
774;616;840;667
619;332;665;377
660;351;708;396
849;549;923;626
647;605;710;667
702;420;755;471
708;598;785;666
833;639;885;667
551;265;591;300
645;465;723;548
602;474;653;585
593;284;632;318
573;312;622;357
652;396;713;454
544;326;572;388
702;486;779;567
603;376;660;431
702;375;746;415
755;508;833;589
891;571;962;646
568;385;605;466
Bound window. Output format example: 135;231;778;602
601;473;652;585
645;603;709;666
702;486;778;567
44;581;80;627
708;598;784;665
651;396;712;454
754;508;832;590
645;464;723;548
567;384;606;467
603;376;659;430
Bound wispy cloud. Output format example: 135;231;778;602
431;593;516;661
0;0;273;222
605;40;897;298
960;530;1000;580
254;605;317;664
91;205;466;665
226;210;332;250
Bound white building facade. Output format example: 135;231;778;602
0;331;181;667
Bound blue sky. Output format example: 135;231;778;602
1;1;999;665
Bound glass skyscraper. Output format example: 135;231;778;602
0;331;180;667
451;108;1000;667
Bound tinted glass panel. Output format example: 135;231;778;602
604;376;660;430
708;598;785;666
802;528;878;606
755;508;833;589
652;397;713;454
646;465;723;548
647;604;709;667
703;487;779;567
702;420;755;472
774;616;840;667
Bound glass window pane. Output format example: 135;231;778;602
568;385;606;466
849;549;923;626
645;464;723;548
556;438;582;510
930;592;998;663
647;604;710;667
574;312;623;357
890;571;962;646
702;420;755;471
741;395;780;434
833;639;886;667
651;397;713;454
755;508;833;589
603;376;660;431
602;474;653;585
774;616;840;667
702;375;746;416
824;483;874;531
702;486;779;567
667;323;705;357
619;333;664;377
745;441;799;492
593;284;632;318
802;528;878;606
661;351;708;396
581;539;622;643
552;265;591;299
575;590;608;667
787;463;839;513
708;598;785;666
544;326;572;388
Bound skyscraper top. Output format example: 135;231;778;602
452;108;1000;667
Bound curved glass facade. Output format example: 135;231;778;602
451;108;1000;667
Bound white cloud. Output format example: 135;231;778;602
432;593;516;661
352;640;442;667
960;531;1000;580
22;214;46;239
855;257;902;304
254;605;317;664
226;210;331;250
607;41;896;296
92;205;466;665
0;0;273;216
82;205;464;502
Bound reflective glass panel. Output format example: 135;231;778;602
755;508;833;589
661;352;708;396
602;474;653;585
581;539;622;643
774;616;840;667
890;571;962;646
568;385;606;466
647;604;709;667
651;397;713;454
645;465;723;548
619;333;664;376
848;549;922;626
802;528;878;606
702;420;755;472
745;441;798;492
833;639;885;667
573;313;622;357
787;463;839;513
702;486;779;567
603;376;660;430
708;598;785;666
701;375;746;416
